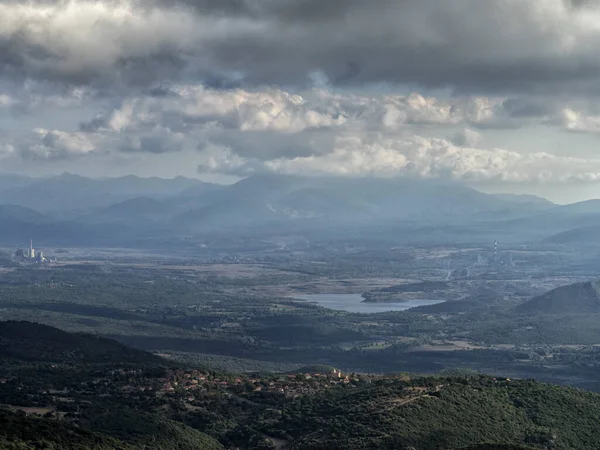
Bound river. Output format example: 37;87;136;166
291;293;445;313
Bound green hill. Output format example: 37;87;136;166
515;281;600;314
0;407;223;450
265;376;600;449
0;321;163;365
0;407;131;449
86;409;223;450
5;322;600;449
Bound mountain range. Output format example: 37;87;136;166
1;172;600;248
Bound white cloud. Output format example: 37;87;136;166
79;87;515;137
6;81;600;184
7;0;600;196
0;82;95;116
196;144;256;175
198;134;600;184
559;107;600;133
0;143;16;157
82;85;600;149
175;86;349;133
24;129;97;160
0;94;15;107
0;1;200;83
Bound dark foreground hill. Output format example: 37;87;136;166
4;322;600;449
0;321;163;365
0;407;223;450
0;407;129;450
0;321;221;449
515;280;600;314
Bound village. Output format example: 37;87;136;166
153;367;369;400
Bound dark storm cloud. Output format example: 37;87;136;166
3;0;600;94
147;0;253;15
79;116;107;133
502;98;556;119
120;134;184;154
449;128;483;147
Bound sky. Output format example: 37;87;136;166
4;1;600;202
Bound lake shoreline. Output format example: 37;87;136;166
290;293;445;314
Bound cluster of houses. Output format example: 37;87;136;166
12;366;374;407
159;369;239;393
154;367;371;399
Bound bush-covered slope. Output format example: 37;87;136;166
265;376;600;449
0;407;131;449
0;321;163;365
4;322;600;450
86;408;223;450
0;406;223;450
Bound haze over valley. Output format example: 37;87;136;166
5;0;600;448
0;171;596;249
1;171;600;385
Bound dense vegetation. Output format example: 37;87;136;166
0;407;131;450
269;376;600;449
0;321;163;365
2;322;600;449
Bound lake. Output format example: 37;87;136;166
291;293;445;313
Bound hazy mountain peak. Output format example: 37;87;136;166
516;280;600;314
52;172;87;181
492;193;554;206
0;204;48;223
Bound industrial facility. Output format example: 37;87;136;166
14;240;45;263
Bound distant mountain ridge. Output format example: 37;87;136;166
101;197;167;215
0;172;599;247
173;174;534;230
492;193;554;207
83;197;173;225
0;205;50;223
545;225;600;245
0;173;217;214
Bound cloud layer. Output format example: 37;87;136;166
3;0;600;92
4;85;592;183
198;134;600;184
3;82;600;182
3;0;600;191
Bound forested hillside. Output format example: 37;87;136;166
516;281;600;314
2;322;600;449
